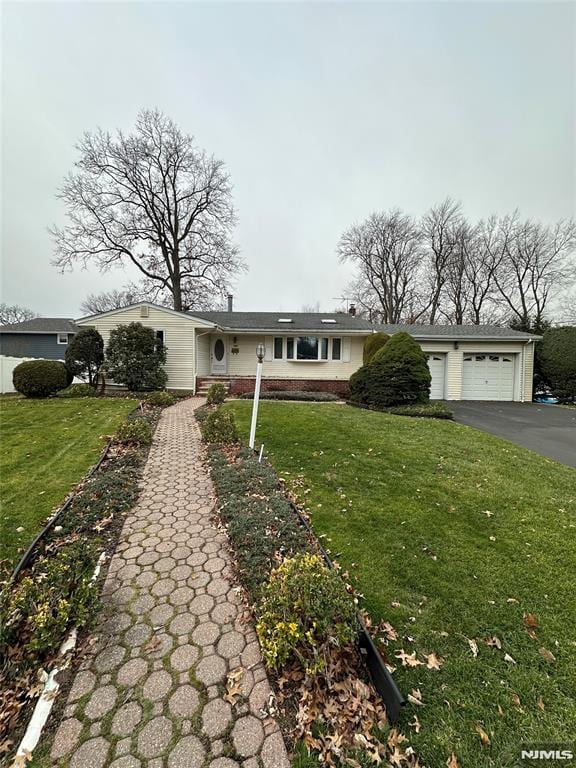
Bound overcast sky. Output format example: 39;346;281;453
1;0;574;316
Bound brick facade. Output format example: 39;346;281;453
197;377;350;398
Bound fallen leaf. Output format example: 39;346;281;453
395;649;423;668
143;636;161;654
425;652;443;670
446;753;461;768
538;647;556;663
537;697;545;711
409;715;421;733
503;653;517;664
407;688;424;706
475;723;491;746
468;638;479;657
497;704;504;717
484;635;502;650
224;667;244;704
523;613;540;629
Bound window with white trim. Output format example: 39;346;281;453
57;333;68;345
271;336;343;361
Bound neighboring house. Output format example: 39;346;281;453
0;318;77;360
76;301;540;401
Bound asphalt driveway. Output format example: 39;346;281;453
449;402;576;468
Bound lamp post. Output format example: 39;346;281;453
249;342;265;449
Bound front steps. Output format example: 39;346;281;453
196;377;231;397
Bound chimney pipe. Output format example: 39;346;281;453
227;294;234;312
349;303;356;317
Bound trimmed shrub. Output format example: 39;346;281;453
256;553;356;674
537;327;576;403
65;327;104;387
239;390;340;402
58;383;97;398
200;408;239;444
116;418;153;446
146;390;177;407
349;401;453;419
349;332;431;408
13;360;68;398
208;446;311;599
0;540;98;656
105;322;168;391
363;332;390;364
206;383;227;405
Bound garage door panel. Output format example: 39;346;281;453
462;354;515;401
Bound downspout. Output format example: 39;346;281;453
193;326;219;395
521;338;533;403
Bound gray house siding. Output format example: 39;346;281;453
0;333;73;360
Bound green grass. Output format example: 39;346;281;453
226;401;576;768
0;397;137;567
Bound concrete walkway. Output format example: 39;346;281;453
48;398;289;768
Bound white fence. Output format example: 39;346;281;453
0;356;36;393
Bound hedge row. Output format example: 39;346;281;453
239;390;341;402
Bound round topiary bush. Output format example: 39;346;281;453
349;331;431;408
200;408;239;444
13;359;69;398
363;332;390;364
206;383;227;406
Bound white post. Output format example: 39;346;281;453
249;358;263;449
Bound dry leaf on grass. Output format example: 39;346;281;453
474;723;491;746
484;636;502;650
503;653;517;664
537;697;545;711
523;613;539;629
425;652;443;670
468;638;479;657
409;715;422;733
407;688;424;706
446;753;461;768
539;647;556;663
395;650;423;668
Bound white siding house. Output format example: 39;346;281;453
76;303;539;401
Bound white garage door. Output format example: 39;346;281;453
426;354;446;399
462;354;515;400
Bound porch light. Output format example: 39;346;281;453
256;343;266;362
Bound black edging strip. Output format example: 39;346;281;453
253;447;406;723
10;402;143;584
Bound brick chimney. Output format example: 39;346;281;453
227;294;234;312
348;303;356;317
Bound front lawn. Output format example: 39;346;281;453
226;401;576;768
0;397;137;567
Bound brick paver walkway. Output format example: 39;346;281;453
48;398;289;768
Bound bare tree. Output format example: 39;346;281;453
52;109;245;312
441;217;509;325
0;303;38;325
80;287;145;315
421;198;462;323
495;216;576;331
338;209;428;324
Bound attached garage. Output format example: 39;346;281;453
426;354;446;399
461;353;516;401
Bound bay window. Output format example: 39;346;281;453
272;336;343;361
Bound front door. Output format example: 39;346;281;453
211;336;227;375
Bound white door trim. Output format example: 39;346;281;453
211;336;227;375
